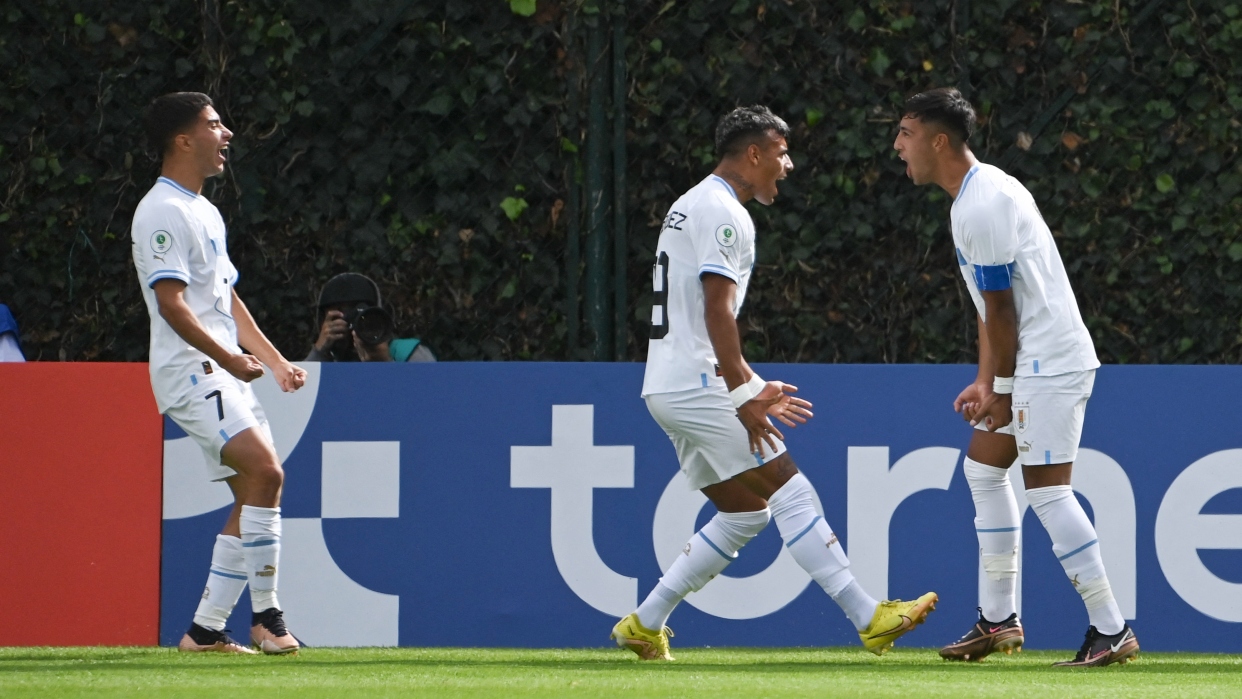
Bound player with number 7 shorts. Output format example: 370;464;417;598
131;92;306;655
610;105;938;661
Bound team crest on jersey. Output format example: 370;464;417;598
151;230;173;254
1014;402;1030;434
715;223;737;248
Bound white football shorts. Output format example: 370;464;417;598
973;369;1095;466
165;369;273;481
645;385;788;491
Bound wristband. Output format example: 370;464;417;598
992;376;1015;395
730;373;767;409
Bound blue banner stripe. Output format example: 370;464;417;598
785;515;822;548
242;538;278;548
209;568;248;581
976;527;1020;533
972;262;1016;291
697;531;733;561
1057;539;1099;561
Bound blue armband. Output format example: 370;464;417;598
972;263;1016;291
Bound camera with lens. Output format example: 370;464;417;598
343;303;394;347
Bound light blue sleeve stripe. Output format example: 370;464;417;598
1057;539;1098;561
697;531;734;561
242;538;279;548
785;515;823;548
955;247;967;266
972;262;1016;291
977;527;1020;533
699;264;739;282
147;270;190;287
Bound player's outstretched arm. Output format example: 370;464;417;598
971;289;1018;430
232;289;306;392
153;279;264;382
701;273;809;455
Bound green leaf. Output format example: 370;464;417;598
1227;243;1242;262
500;196;528;221
560;137;579;153
847;9;867;32
869;47;891;77
421;93;452;116
1155;173;1175;193
509;0;537;17
805;108;824;128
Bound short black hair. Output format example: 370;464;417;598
903;88;976;144
715;105;790;159
145;92;214;156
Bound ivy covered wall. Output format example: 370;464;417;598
3;0;1240;363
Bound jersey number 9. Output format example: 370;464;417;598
650;251;670;340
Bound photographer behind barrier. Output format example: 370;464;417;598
305;273;435;363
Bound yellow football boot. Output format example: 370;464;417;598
859;591;938;655
610;613;674;661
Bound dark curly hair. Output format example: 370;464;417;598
715;105;790;159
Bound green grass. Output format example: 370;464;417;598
1;647;1239;698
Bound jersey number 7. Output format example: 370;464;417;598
205;389;224;421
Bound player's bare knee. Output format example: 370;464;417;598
255;461;284;492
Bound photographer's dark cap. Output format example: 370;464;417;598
317;272;381;308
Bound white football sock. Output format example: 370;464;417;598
1026;485;1125;635
963;458;1020;622
636;509;770;630
240;505;283;614
769;473;877;631
192;535;248;631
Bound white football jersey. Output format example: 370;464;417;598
131;177;241;412
952;163;1099;377
642;175;756;396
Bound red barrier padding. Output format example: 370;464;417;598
0;363;162;646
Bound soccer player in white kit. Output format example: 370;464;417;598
610;106;938;660
131;92;306;654
894;88;1140;666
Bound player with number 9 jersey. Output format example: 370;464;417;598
641;174;756;398
612;106;938;663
